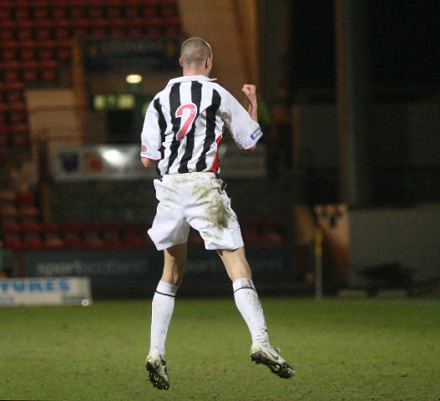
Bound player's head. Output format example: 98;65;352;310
179;37;212;76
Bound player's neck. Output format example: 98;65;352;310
182;69;209;77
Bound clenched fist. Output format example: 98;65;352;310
242;84;257;106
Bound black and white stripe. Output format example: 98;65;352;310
140;75;262;177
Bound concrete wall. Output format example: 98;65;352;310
349;204;440;287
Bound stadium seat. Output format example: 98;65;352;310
1;219;21;233
17;26;33;42
43;223;64;249
69;5;86;21
62;222;84;249
14;8;31;20
21;61;40;83
37;40;57;61
0;205;19;224
18;205;40;224
32;5;50;20
89;18;109;37
121;223;148;248
34;20;53;41
106;5;122;19
20;44;38;62
16;191;37;207
0;61;22;83
55;40;72;62
22;222;44;250
0;190;17;205
53;20;72;41
107;20;127;37
88;6;105;19
39;60;58;82
241;219;263;244
102;223;123;248
0;21;16;41
10;124;30;148
83;223;106;249
0;43;18;62
50;6;68;20
0;103;7;119
3;236;23;250
0;128;9;152
0;5;13;22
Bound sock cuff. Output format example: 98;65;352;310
232;278;256;293
156;280;179;297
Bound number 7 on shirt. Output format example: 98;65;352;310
175;103;198;140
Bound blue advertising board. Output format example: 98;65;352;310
22;247;295;297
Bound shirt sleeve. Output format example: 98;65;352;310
140;100;162;160
221;91;263;150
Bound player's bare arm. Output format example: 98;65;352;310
242;84;259;152
242;84;258;122
141;157;159;168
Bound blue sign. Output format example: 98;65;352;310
21;247;295;297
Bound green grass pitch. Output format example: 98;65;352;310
1;297;439;401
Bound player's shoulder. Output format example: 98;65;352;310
206;80;229;94
204;81;237;104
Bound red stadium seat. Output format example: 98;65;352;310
0;5;13;22
10;123;30;148
62;222;84;249
22;222;44;250
43;223;65;249
102;223;123;248
37;40;57;61
83;223;106;249
39;60;58;82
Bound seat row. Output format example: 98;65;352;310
1;219;287;251
0;17;180;43
1;221;152;250
0;0;178;21
0;60;58;84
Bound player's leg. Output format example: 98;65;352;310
146;243;187;390
217;247;295;378
217;247;269;344
150;242;186;353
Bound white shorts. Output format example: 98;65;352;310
148;172;244;251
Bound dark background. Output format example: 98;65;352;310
288;0;440;97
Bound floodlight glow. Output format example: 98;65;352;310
126;74;142;84
102;149;126;167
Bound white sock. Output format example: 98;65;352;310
233;278;269;345
149;280;179;357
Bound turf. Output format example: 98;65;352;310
1;297;439;401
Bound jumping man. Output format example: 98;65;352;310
140;37;295;390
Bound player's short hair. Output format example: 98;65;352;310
180;37;212;67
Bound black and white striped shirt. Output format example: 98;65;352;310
140;75;262;176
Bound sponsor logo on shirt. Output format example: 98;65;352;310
250;128;262;140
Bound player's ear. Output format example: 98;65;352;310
179;57;183;67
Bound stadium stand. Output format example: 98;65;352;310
0;0;182;252
0;0;181;153
0;1;287;254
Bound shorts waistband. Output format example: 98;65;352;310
161;172;218;182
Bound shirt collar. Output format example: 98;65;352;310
167;75;217;86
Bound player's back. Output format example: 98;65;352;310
153;76;228;175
